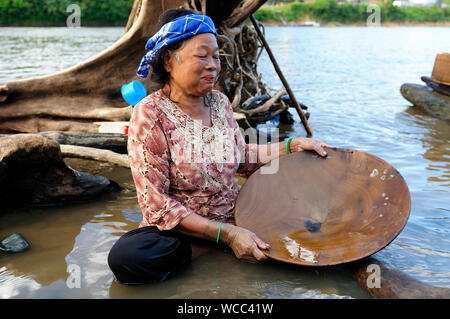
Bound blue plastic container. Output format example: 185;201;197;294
121;81;147;106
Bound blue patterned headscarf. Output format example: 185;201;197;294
136;14;217;79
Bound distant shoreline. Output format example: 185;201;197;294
1;21;449;28
254;2;450;28
261;21;450;27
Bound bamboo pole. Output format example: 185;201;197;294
249;15;313;137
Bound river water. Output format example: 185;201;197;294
0;26;449;299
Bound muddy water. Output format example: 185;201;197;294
0;159;367;298
0;26;449;298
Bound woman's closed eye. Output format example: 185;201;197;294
194;53;220;60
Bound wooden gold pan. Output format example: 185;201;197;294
234;148;411;266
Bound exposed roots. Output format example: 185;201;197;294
216;22;300;125
184;1;300;125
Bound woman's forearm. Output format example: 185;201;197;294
257;138;329;165
175;213;234;244
256;140;288;165
176;213;270;263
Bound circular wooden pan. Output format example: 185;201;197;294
234;148;411;266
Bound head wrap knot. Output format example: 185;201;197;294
136;14;217;79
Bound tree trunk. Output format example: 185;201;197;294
40;131;128;153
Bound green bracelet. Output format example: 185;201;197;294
286;137;293;155
216;222;223;243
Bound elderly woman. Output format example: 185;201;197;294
108;8;330;285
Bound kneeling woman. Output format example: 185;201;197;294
108;8;330;284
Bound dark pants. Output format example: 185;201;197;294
107;226;193;285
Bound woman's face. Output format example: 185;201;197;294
165;33;220;97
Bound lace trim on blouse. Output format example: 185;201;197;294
155;91;235;191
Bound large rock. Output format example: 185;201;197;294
400;83;450;121
0;134;120;208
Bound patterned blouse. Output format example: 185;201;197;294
128;89;262;230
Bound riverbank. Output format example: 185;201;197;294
261;20;450;27
1;0;449;27
254;1;450;25
0;0;133;26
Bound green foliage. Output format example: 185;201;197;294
279;1;308;21
253;6;282;22
80;0;135;24
0;0;134;25
1;0;448;25
254;0;450;24
308;0;338;22
0;0;31;24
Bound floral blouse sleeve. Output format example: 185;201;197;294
127;99;192;231
226;97;262;179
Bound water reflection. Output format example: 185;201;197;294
0;27;124;82
0;196;370;299
108;246;364;299
0;207;91;287
420;118;449;187
0;205;97;298
367;106;450;287
258;26;450;289
0;191;139;298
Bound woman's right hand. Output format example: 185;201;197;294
223;224;271;263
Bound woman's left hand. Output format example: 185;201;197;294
289;138;331;157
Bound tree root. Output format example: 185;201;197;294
217;23;295;124
60;144;130;168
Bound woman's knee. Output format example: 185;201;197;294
108;227;192;285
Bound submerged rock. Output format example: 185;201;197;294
0;233;30;253
350;256;450;299
0;134;121;208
